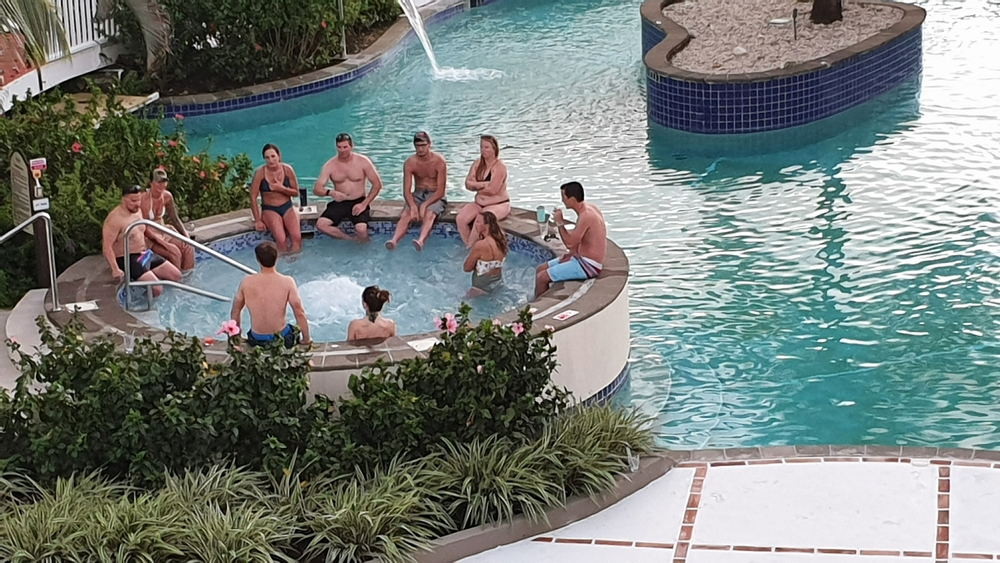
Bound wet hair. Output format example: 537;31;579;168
255;241;279;268
362;286;391;319
262;143;281;158
481;211;508;256
335;132;354;146
122;184;142;196
476;135;500;181
561;181;585;202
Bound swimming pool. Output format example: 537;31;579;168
179;0;1000;450
152;226;541;342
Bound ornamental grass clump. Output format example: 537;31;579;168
428;435;565;529
301;459;452;563
546;405;657;497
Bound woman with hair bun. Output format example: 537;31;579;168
347;285;396;341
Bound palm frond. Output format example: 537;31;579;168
0;0;70;70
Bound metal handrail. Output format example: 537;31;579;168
0;212;60;312
122;219;256;308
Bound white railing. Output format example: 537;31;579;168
48;0;116;61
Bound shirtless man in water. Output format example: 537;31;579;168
102;184;182;297
386;131;448;251
313;132;383;242
230;241;311;348
535;181;607;298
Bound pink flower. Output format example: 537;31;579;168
544;325;555;332
157;151;165;157
218;162;226;169
476;365;483;374
492;319;502;327
199;171;206;178
203;337;215;346
434;317;443;330
445;313;458;334
71;142;82;153
511;322;524;336
168;140;178;147
321;21;328;29
8;337;17;344
174;113;184;120
217;320;240;337
192;156;201;164
254;43;262;51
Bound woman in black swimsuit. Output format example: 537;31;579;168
457;135;512;247
250;143;302;253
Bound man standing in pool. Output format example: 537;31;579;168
386;131;448;251
313;132;384;242
535;181;607;298
230;241;311;348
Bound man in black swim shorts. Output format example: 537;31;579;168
102;184;182;297
313;132;384;242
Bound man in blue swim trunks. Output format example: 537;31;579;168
230;241;311;348
535;181;608;298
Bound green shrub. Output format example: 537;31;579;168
0;89;253;308
112;0;400;90
337;305;571;464
1;317;312;485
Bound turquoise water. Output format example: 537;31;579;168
179;0;1000;449
154;232;538;342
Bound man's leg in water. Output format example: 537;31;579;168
316;217;353;240
387;208;413;250
414;208;437;251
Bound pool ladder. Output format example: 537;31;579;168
122;220;256;312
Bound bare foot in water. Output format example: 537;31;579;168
413;239;424;252
385;240;397;250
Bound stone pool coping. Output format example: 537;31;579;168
155;0;469;117
641;0;925;83
46;202;628;375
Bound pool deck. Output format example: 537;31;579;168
461;447;1000;563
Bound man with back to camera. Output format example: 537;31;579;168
230;241;311;348
535;181;607;297
313;132;383;242
386;131;448;251
102;184;182;297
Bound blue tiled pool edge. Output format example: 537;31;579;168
154;0;469;117
640;0;926;134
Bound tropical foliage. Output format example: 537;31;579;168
111;0;401;90
0;89;252;308
0;306;656;561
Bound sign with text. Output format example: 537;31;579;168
10;152;32;234
29;157;47;171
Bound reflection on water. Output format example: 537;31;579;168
180;0;1000;449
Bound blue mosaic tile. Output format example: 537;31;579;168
644;21;922;133
583;361;631;406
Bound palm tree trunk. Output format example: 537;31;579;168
811;0;843;24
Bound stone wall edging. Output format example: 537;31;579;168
641;0;926;133
414;453;676;563
154;0;468;117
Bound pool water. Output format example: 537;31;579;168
154;232;539;342
179;0;1000;449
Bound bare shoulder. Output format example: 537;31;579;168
282;163;297;175
433;152;447;165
